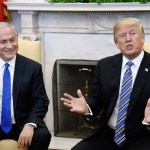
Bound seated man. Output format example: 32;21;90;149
61;17;150;150
0;22;51;150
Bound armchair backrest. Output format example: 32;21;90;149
18;38;41;63
144;43;150;53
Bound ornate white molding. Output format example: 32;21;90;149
17;10;40;40
5;2;150;39
5;2;150;12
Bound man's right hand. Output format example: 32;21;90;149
61;89;89;115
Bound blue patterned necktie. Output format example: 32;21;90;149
114;61;133;147
1;63;12;133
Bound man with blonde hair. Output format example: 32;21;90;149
61;17;150;150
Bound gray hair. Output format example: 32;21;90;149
0;22;17;33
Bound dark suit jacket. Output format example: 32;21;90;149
87;51;150;149
12;54;49;129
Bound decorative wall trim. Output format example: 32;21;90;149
5;2;150;40
5;2;150;12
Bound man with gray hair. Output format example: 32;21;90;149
0;22;51;150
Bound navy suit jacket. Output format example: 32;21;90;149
12;54;49;129
87;51;150;149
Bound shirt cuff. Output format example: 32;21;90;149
84;104;93;116
142;118;150;125
26;123;37;128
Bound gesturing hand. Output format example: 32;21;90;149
144;98;150;124
61;89;89;115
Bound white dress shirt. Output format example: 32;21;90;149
107;50;144;129
0;56;16;125
0;56;36;128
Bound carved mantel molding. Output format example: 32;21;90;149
5;2;150;40
5;2;150;12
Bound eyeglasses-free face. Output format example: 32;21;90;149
115;23;145;60
0;27;18;62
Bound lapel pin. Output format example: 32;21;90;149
145;68;148;72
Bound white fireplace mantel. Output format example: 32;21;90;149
5;2;150;12
5;2;150;40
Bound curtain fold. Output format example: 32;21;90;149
0;0;11;22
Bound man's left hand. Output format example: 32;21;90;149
144;98;150;124
18;124;35;149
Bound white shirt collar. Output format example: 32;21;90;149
0;56;16;69
122;50;144;69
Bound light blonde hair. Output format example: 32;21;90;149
113;17;144;43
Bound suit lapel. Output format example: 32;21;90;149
13;54;25;110
106;54;122;117
127;52;150;118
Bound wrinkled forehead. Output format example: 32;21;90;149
116;23;141;33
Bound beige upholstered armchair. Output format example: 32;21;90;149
144;43;150;53
0;38;41;150
0;139;28;150
18;38;41;63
